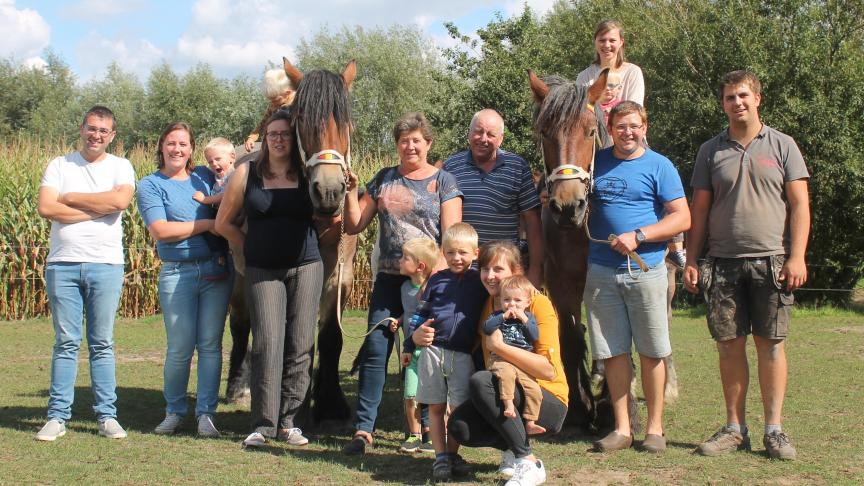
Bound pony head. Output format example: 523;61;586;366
284;57;357;216
529;69;609;228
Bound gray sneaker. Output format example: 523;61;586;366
277;427;309;446
98;418;127;439
35;419;66;441
696;426;751;456
154;413;183;435
763;431;796;460
197;414;220;438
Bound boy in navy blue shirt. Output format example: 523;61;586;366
403;222;487;481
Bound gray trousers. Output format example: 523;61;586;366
245;261;323;436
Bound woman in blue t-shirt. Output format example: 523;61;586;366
215;110;322;448
137;122;233;437
341;112;463;455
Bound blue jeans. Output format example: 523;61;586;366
158;259;233;417
45;262;124;422
355;272;407;433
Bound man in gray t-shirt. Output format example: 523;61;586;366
684;71;810;461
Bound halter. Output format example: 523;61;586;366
295;125;352;171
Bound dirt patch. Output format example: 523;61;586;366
832;326;864;334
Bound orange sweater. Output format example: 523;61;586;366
479;294;569;405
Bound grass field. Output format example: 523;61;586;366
0;308;862;485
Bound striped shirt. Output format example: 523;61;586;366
443;149;540;244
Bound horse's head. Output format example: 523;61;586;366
284;57;356;217
529;69;610;228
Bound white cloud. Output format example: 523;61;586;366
0;0;50;59
504;0;556;18
23;56;48;72
74;32;163;81
174;0;508;71
59;0;146;20
177;35;295;70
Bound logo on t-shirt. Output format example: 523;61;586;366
593;177;627;204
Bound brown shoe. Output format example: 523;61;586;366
696;426;751;456
763;431;796;460
593;431;633;452
641;434;666;453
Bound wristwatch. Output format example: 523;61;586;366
634;228;647;244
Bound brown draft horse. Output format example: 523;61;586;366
528;69;619;430
279;58;361;428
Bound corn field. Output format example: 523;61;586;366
0;136;388;320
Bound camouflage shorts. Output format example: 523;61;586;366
700;255;793;342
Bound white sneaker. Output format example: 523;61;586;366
98;418;127;439
154;413;183;435
243;432;266;448
498;450;516;478
197;414;220;438
504;458;546;486
35;419;66;441
277;427;309;446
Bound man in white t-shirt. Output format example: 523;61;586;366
35;106;136;441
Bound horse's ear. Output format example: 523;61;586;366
587;68;609;104
342;59;357;91
528;70;549;102
283;57;304;87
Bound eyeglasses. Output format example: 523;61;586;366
266;131;291;141
606;83;621;90
613;124;644;133
84;125;113;136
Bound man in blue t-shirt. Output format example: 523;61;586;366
585;101;690;454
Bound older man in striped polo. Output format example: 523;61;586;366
443;109;543;287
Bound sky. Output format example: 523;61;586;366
1;0;556;83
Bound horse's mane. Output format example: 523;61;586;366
534;75;608;144
291;69;353;149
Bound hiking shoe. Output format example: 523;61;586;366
342;435;370;456
35;419;66;441
498;450;516;479
431;456;452;482
593;431;633;452
243;432;266;448
696;426;751;456
399;434;422;453
98;418;127;439
763;431;796;460
197;414;220;438
419;440;435;453
505;458;546;486
277;427;309;446
450;454;472;476
670;250;687;269
154;413;183;435
641;434;666;453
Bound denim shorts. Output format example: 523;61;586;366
584;262;671;359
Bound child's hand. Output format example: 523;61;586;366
192;191;205;203
400;353;412;368
411;319;435;347
244;137;256;152
539;189;549;207
513;308;529;323
388;317;400;333
345;170;359;192
503;308;518;321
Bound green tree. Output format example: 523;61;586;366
295;24;446;155
79;62;147;147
